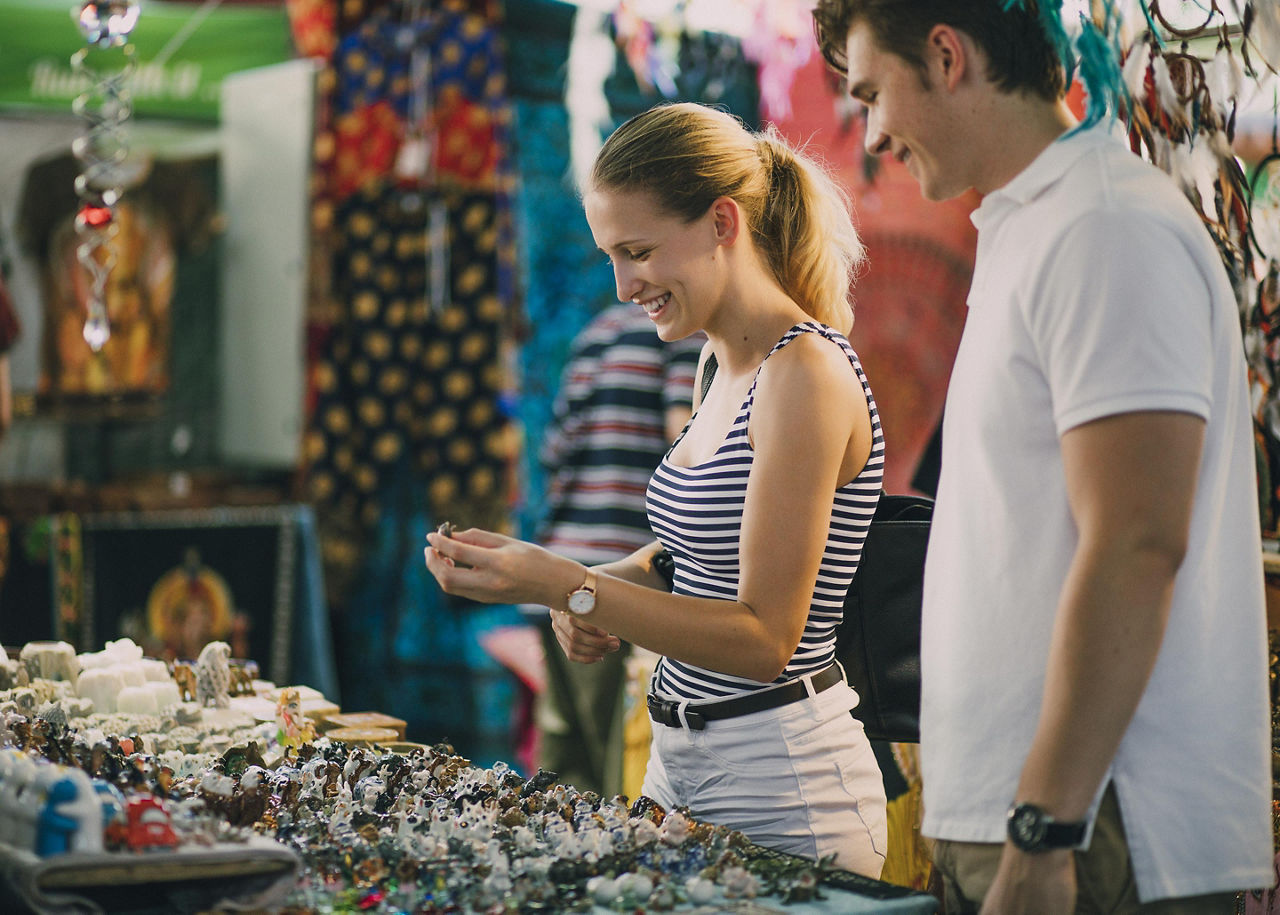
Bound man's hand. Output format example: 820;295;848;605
979;846;1075;915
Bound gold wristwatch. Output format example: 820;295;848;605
566;568;598;615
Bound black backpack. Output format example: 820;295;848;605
838;493;930;742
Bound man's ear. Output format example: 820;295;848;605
710;197;741;245
925;24;968;91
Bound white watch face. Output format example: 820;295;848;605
567;589;595;614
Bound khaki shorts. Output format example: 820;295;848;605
931;784;1238;914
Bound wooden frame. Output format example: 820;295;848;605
78;506;297;683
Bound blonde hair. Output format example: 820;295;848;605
590;102;863;334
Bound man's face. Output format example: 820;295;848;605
844;20;966;201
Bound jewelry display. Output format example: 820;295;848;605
0;636;880;912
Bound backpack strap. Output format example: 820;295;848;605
699;352;717;403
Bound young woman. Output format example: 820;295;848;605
425;102;887;877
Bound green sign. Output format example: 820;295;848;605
0;0;294;121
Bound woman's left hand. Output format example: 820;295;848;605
424;527;581;608
550;609;621;663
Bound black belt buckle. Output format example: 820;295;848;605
646;695;706;730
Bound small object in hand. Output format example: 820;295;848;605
432;521;466;569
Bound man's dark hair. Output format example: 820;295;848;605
812;0;1066;101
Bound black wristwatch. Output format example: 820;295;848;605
1006;802;1087;852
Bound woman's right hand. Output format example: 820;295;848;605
550;608;621;664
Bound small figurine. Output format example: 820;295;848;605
227;765;269;828
275;687;317;750
120;795;180;851
171;661;197;703
228;664;256;697
0;751;38;847
36;768;103;856
94;780;127;849
194;641;231;710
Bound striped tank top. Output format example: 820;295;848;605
645;322;885;701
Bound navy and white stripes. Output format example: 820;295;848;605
646;322;885;701
538;304;703;565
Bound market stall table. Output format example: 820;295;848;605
0;634;938;913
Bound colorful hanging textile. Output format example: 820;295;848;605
285;0;338;60
329;0;509;192
305;0;522;604
740;0;815;123
330;100;405;201
307;181;515;558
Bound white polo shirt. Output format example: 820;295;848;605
919;124;1273;900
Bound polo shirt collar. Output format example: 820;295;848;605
971;122;1119;228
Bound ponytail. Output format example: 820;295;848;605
755;129;862;335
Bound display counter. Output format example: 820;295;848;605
0;635;938;914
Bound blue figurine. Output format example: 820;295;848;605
35;768;102;856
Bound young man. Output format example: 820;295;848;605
813;2;1272;912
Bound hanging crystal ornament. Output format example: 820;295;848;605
70;0;139;352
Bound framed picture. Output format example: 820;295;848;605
78;506;298;683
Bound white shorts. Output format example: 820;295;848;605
641;679;887;878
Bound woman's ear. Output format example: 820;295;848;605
710;197;741;245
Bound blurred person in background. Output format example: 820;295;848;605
530;301;701;796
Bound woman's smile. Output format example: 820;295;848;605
636;292;672;319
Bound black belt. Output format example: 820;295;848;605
647;664;843;731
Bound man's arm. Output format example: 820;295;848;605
982;409;1205;913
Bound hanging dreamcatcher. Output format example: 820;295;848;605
999;0;1280;522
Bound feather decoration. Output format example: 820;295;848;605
1256;188;1280;264
1072;10;1126;131
1209;125;1235;161
1121;39;1151;109
1150;51;1184;126
1254;1;1280;73
566;7;615;195
1168;134;1197;197
1207;43;1235;122
1189;136;1222;222
1005;0;1126;133
1225;40;1246;102
1152;131;1173;173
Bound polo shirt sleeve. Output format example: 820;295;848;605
1024;208;1215;435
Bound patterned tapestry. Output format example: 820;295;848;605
303;0;521;597
298;0;524;764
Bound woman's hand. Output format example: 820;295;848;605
550;609;621;664
424;527;581;608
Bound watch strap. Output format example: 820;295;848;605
1008;801;1087;852
1042;818;1087;848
